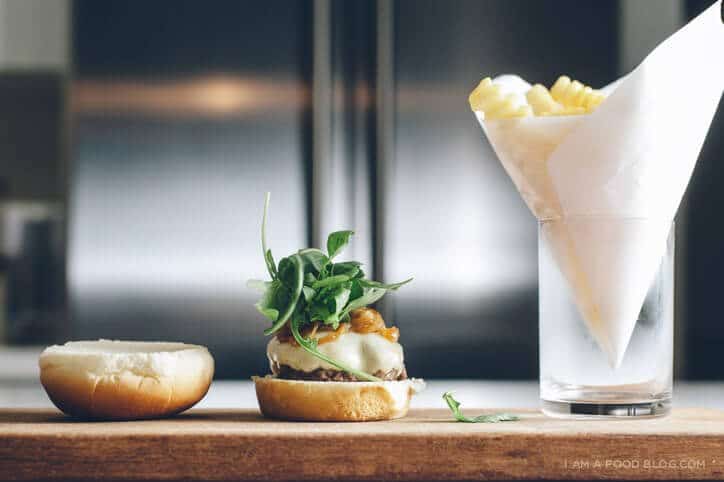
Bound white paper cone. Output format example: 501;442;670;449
476;1;724;367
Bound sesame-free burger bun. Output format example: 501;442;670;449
40;340;214;420
253;376;425;421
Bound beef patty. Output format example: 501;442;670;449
271;362;407;382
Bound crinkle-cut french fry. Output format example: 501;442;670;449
469;77;532;119
468;77;495;111
526;84;563;116
551;75;605;113
511;104;534;118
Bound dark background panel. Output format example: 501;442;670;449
678;0;724;379
73;0;311;78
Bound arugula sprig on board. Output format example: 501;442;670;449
248;193;412;382
443;392;519;423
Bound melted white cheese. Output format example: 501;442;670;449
267;331;404;374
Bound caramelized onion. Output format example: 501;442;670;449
275;307;400;345
378;326;400;343
317;323;349;345
350;307;385;333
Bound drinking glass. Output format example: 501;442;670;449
538;218;674;418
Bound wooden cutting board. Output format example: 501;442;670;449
1;408;724;480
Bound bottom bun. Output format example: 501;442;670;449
253;376;425;421
40;340;214;420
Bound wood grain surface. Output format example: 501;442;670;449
1;408;723;480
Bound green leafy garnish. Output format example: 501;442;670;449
261;192;277;280
443;391;519;423
327;230;354;260
249;193;413;382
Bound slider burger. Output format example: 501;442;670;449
250;194;424;421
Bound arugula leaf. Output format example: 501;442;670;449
306;283;347;327
307;301;331;326
320;284;352;327
340;287;387;318
298;248;328;273
261;193;277;280
277;257;299;288
349;279;364;301
265;250;277;279
327;230;354;260
359;277;414;291
330;261;362;278
330;285;352;312
289;313;381;382
443;392;519;423
263;254;304;336
312;274;351;290
302;286;316;303
253;279;282;322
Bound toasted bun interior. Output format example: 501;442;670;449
253;376;425;421
40;340;214;420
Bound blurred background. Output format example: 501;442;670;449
0;0;721;380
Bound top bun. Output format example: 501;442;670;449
39;340;214;420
